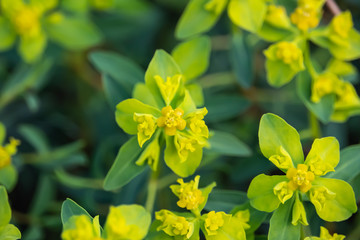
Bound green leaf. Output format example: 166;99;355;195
18;125;50;154
229;32;253;88
45;15;102;50
103;137;147;190
133;83;158;108
172;36;211;81
327;144;360;181
186;83;204;107
0;16;15;51
247;174;286;212
0;186;11;226
205;94;251;123
102;74;131;109
164;135;202;177
18;32;47;63
228;0;267;33
257;22;296;42
311;178;357;222
175;0;226;39
115;98;160;135
61;198;92;225
259;113;304;168
205;189;248;212
55;169;103;189
0;122;5;145
208;130;251;157
89;51;144;94
144;50;182;107
0;58;53;108
326;59;358;83
296;71;335;123
268;197;300;240
198;182;216;212
0;165;17;192
0;224;21;240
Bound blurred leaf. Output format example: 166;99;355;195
205;94;251;123
18;125;50;154
22;227;43;240
175;0;224;39
0;165;17;192
268;197;300;240
45;15;102;50
172;36;211;81
327;144;360;182
0;16;15;51
103;136;147;191
0;186;11;226
55;169;103;189
0;122;5;145
230;32;253;89
102;74;131;109
29;175;55;217
89;51;144;93
208;130;252;157
205;189;248;212
61;199;92;225
296;71;335;123
0;58;53;108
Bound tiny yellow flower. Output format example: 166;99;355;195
311;73;339;103
157;106;186;136
0;137;20;169
204;0;228;15
273;181;294;204
331;11;353;39
307;154;335;176
298;0;326;10
275;41;302;65
133;113;157;147
171;175;205;210
309;186;336;211
204;211;227;236
287;164;315;192
269;146;294;170
61;215;103;240
187;108;209;138
292;196;309;226
290;6;319;31
106;206;131;238
155;210;194;238
265;5;291;28
12;5;41;37
335;81;360;107
154;74;182;105
319;226;345;240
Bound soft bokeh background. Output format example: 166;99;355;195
0;0;360;239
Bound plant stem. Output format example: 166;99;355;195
309;111;322;139
145;170;159;213
326;0;341;16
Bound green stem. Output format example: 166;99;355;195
303;41;318;79
145;170;159;213
309;111;322;139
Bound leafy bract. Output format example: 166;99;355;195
259;113;304;169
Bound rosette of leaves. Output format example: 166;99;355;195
147;176;250;240
61;199;151;240
0;123;20;191
247;113;357;240
0;186;21;240
0;0;102;63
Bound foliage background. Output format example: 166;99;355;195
0;0;360;239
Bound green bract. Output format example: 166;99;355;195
0;186;21;240
0;0;102;63
248;113;357;239
114;50;210;177
149;176;248;240
61;199;151;240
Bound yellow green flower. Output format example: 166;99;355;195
115;50;209;177
264;5;291;29
155;210;195;239
61;215;102;240
248;113;357;224
204;211;227;235
290;6;320;31
305;226;345;240
0;137;20;169
204;0;228;15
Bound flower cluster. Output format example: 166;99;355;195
153;176;250;240
248;113;357;225
61;204;151;240
304;227;345;240
0;0;102;63
0;137;20;169
115;50;209;177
